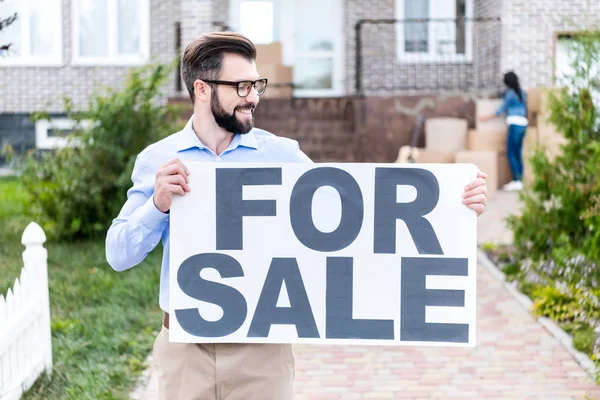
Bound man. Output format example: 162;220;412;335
106;32;489;400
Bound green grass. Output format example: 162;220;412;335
562;322;596;356
0;176;163;399
0;176;30;295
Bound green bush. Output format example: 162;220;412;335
531;285;599;323
504;29;600;367
13;63;186;240
507;29;600;266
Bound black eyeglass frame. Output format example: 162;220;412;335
202;78;268;97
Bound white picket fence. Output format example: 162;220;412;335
0;222;52;400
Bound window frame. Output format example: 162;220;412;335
35;118;93;149
0;0;63;67
71;0;150;67
228;0;345;97
395;0;474;64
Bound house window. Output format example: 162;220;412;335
229;0;344;97
290;0;341;95
0;0;63;66
238;1;276;44
35;118;93;149
554;33;600;106
71;0;150;66
395;0;473;63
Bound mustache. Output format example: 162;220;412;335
235;104;256;112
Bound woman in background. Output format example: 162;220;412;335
480;71;528;191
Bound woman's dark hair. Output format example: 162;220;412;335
503;71;524;103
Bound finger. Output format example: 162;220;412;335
159;159;191;176
463;184;488;200
159;164;189;181
164;174;191;192
463;193;487;206
166;184;186;196
161;158;181;169
173;159;191;175
467;203;485;215
477;169;488;179
464;177;486;192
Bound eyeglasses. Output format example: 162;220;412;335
203;78;268;97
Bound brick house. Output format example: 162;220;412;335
0;0;598;163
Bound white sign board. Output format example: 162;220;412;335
169;162;477;347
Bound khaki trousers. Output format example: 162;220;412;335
152;326;295;400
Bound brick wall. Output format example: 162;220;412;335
345;0;503;95
359;95;476;162
0;0;181;114
169;94;476;163
182;0;503;97
180;0;213;58
501;0;600;87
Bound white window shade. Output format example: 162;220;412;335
78;0;109;57
0;0;63;66
404;0;429;53
239;1;275;44
118;0;141;54
396;0;473;63
72;0;150;66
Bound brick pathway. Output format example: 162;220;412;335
292;261;600;399
476;190;522;245
136;191;600;399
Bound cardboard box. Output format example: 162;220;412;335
257;64;293;99
476;99;508;132
522;127;538;188
467;129;507;152
255;42;283;65
455;150;499;194
523;126;538;152
538;89;566;160
526;86;544;113
424;118;468;151
415;149;455;163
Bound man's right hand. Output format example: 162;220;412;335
154;158;191;213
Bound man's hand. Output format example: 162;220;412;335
154;158;191;213
463;169;488;216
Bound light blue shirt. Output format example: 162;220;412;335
495;88;528;126
105;115;313;312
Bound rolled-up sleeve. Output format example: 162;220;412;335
105;155;168;271
495;92;511;116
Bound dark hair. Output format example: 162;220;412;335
503;71;524;103
181;32;257;103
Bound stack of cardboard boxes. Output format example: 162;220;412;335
532;87;567;159
406;87;566;194
254;42;294;99
459;98;513;194
415;102;512;195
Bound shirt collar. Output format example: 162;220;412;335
176;115;259;152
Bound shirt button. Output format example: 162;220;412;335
216;156;221;161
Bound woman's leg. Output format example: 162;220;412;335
514;126;527;181
506;124;520;182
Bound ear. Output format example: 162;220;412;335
194;80;211;103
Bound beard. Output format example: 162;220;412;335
211;90;255;134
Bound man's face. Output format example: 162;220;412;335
210;53;261;134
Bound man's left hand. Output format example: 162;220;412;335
462;170;488;216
